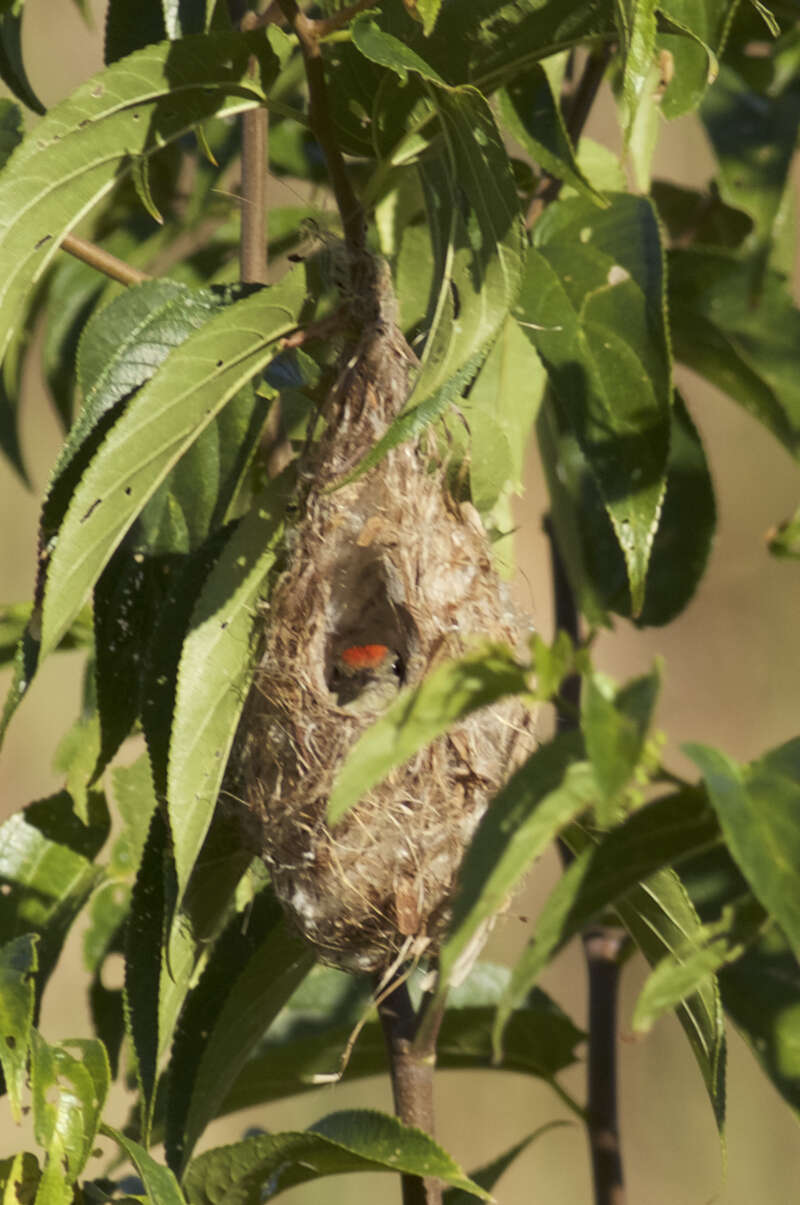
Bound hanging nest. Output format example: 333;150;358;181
226;255;535;974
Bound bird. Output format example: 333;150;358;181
331;642;402;714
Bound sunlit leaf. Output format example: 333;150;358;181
0;934;37;1122
183;1111;491;1203
168;478;290;898
520;192;671;613
39;272;304;661
0;30;279;372
101;1125;186;1205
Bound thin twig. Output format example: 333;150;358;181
60;233;150;287
544;516;628;1205
239;10;269;284
277;0;366;256
376;975;444;1205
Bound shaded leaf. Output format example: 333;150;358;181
616;869;727;1135
166;890;314;1171
499;69;605;205
701;49;800;262
183;1110;491;1203
669;248;800;458
0;10;43;114
686;738;800;957
124;807;173;1142
495;787;720;1041
422;733;594;1038
656;0;740;117
215;964;583;1119
719;925;800;1118
632;893;767;1034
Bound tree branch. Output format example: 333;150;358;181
60;233;150;287
544;515;628;1205
239;10;269;284
377;975;444;1205
277;0;366;257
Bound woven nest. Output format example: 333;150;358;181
227;259;535;974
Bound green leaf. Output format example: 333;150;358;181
327;643;532;826
345;37;524;473
462;314;546;524
39;271;304;662
443;1127;569;1204
166;890;314;1171
351;16;446;84
425;734;596;1036
0;934;37;1122
632;894;767;1035
581;665;660;816
614;0;658;142
718;925;800;1117
0;1153;40;1205
542;389;715;628
52;712;102;824
47;280;224;549
0;791;108;991
616;868;727;1134
520;193;671;615
215;963;583;1119
701;52;800;262
685;738;800;958
0;604;91;668
650;180;752;249
183;1110;491;1203
426;1;616;91
101;1125;186;1205
415;0;444;37
124;807;171;1143
0;10;44;114
495;787;721;1041
767;503;800;558
140;530;232;799
499;69;605;206
168;478;289;899
0;97;21;167
634;392;716;625
669;248;800;458
0;30;280;373
656;0;740;117
30;1033;110;1198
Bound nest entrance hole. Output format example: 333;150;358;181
324;548;417;697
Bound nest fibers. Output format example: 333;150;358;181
228;258;535;974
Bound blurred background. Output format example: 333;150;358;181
1;2;799;1201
